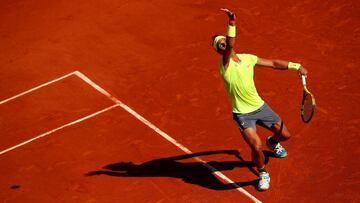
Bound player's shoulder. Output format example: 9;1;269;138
237;53;258;63
237;53;257;57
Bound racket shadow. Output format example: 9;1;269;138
85;150;258;191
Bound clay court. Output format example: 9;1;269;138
0;0;359;202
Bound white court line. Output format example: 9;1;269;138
74;71;262;203
0;104;119;155
0;71;261;202
0;71;77;105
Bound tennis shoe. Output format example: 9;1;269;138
266;136;287;158
258;172;270;191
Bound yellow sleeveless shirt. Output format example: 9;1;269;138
219;54;264;113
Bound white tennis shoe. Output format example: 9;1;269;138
258;172;270;191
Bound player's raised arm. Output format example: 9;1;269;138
256;57;308;77
221;8;236;68
211;9;236;69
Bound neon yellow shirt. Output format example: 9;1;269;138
219;54;264;114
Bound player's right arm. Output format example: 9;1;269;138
257;57;308;76
220;8;236;69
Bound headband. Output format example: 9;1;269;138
213;35;226;50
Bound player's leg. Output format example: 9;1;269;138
257;103;289;158
241;128;270;191
241;128;265;170
265;120;290;158
233;113;265;169
269;120;291;143
233;113;270;190
263;119;291;158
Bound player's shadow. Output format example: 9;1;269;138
263;150;277;164
85;150;259;190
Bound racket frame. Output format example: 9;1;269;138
301;75;316;123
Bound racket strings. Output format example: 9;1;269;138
303;94;314;121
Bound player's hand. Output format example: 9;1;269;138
298;66;308;77
220;8;236;20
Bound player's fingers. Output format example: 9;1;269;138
220;8;232;14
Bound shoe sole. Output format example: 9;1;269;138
276;154;287;158
258;186;270;191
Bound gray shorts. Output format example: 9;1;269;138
232;103;281;132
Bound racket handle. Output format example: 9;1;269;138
301;75;307;86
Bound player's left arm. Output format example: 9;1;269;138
256;57;308;76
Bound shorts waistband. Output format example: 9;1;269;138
232;103;267;116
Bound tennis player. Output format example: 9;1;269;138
212;8;308;191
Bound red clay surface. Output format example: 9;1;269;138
0;0;359;202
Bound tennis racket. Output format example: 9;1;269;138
301;75;316;123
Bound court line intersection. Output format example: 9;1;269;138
0;71;261;203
